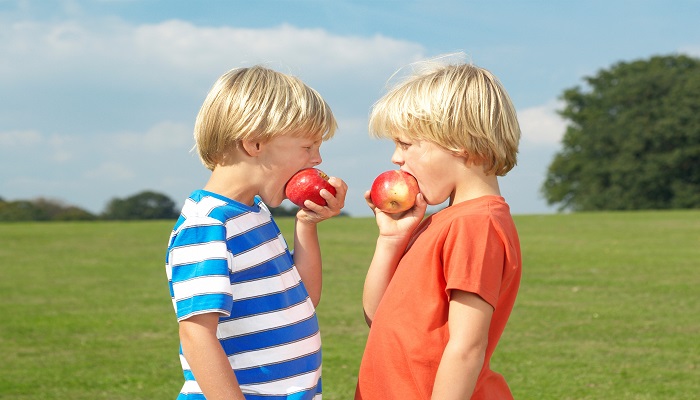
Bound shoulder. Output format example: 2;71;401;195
430;196;505;226
177;191;271;227
436;197;517;242
448;196;512;222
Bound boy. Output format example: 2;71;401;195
166;66;347;400
355;57;522;399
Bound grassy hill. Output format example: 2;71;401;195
1;210;698;399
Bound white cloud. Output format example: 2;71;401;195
84;162;135;180
47;133;77;162
0;129;77;163
112;121;192;153
518;100;568;145
130;21;425;75
0;18;425;89
679;45;700;57
0;130;42;147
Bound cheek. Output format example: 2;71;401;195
290;149;313;166
408;167;434;201
272;152;306;176
416;159;454;203
410;151;440;179
417;179;444;205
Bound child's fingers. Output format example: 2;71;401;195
302;199;326;214
316;191;340;214
364;190;378;211
405;193;428;223
414;193;428;212
328;177;348;194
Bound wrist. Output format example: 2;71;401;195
376;235;410;250
296;217;320;228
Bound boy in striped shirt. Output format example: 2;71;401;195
166;66;347;400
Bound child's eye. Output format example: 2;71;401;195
304;140;321;150
396;140;410;149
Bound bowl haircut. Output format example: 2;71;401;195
194;66;337;170
369;57;521;176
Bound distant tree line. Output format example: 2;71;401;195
0;197;98;221
0;191;302;222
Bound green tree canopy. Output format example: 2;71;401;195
102;191;179;220
0;198;96;221
0;200;49;221
542;54;700;211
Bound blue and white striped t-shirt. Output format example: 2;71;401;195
166;190;322;400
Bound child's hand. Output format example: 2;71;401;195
364;190;427;239
296;176;348;224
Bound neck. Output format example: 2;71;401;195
449;164;501;206
203;160;259;206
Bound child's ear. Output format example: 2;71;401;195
241;140;262;157
451;149;469;159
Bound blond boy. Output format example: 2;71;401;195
356;57;522;399
166;66;346;400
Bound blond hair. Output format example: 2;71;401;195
369;57;520;176
194;66;337;170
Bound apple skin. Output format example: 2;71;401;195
285;168;336;208
370;170;420;214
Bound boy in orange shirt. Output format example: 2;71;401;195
355;56;522;400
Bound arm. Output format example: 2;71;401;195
179;313;246;400
293;177;347;307
293;219;322;306
361;235;407;326
362;191;427;326
431;290;493;400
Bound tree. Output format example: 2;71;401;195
268;203;350;217
102;191;179;220
269;205;300;217
542;54;700;211
0;200;49;221
32;198;97;221
0;197;96;221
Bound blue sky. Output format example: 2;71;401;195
1;0;699;216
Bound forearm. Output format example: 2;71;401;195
431;290;493;399
180;316;245;400
431;340;485;399
362;236;408;325
293;219;322;307
432;344;484;400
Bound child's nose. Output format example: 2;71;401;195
311;148;322;166
391;148;403;165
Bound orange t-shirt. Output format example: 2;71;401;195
355;196;522;400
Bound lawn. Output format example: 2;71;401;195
0;210;698;399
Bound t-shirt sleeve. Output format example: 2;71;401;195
167;219;234;321
442;215;505;308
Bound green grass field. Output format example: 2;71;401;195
1;210;698;399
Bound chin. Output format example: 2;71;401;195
264;198;284;208
424;193;447;207
264;192;287;209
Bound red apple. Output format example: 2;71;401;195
370;170;420;214
285;168;336;208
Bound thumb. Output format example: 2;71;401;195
413;193;428;216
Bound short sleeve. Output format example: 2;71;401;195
442;215;505;308
168;219;234;321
